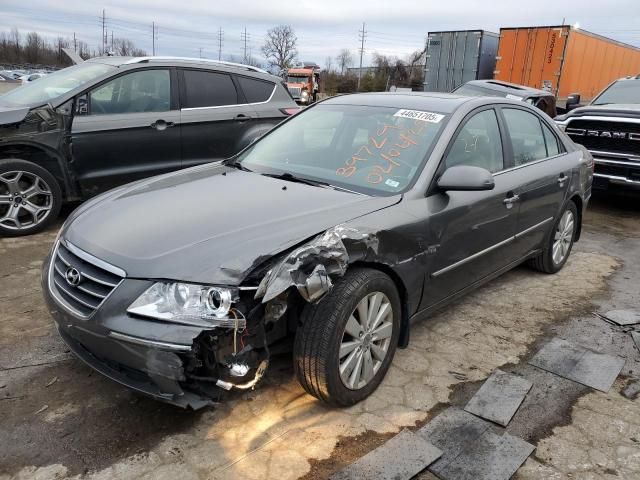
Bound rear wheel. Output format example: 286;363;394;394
293;268;401;406
0;159;62;237
528;201;577;274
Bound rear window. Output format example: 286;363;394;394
592;80;640;105
182;70;238;108
237;76;274;103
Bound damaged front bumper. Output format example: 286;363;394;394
42;250;267;410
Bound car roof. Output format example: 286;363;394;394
462;79;552;97
85;56;278;82
322;92;474;114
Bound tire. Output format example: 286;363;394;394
0;158;62;237
293;268;401;406
528;201;578;274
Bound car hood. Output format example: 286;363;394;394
64;163;401;285
0;104;30;125
557;104;640;121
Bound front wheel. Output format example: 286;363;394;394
293;268;401;406
528;201;578;274
0;159;62;237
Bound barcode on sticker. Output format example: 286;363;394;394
385;179;400;188
394;109;444;123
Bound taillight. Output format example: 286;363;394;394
280;107;301;116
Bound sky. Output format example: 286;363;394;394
1;0;640;68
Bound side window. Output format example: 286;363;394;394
182;70;238;108
444;109;504;173
237;76;275;103
89;69;170;115
503;108;547;166
542;123;560;157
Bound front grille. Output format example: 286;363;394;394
566;119;640;155
50;241;124;317
288;86;301;97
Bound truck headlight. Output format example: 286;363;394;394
301;90;309;98
128;282;238;324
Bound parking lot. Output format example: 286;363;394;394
0;192;637;480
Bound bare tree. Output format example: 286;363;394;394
261;25;297;72
336;48;353;75
324;56;333;73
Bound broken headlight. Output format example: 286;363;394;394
127;282;239;325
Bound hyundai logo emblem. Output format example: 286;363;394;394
65;267;82;287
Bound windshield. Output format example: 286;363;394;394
238;104;448;196
592;80;640;105
0;62;115;106
287;76;308;84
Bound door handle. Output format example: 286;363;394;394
234;114;251;122
150;120;175;131
557;173;568;186
503;193;520;209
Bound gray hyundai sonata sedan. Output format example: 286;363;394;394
42;93;593;409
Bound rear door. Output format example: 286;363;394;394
422;107;522;308
71;68;181;196
179;69;256;168
498;106;574;255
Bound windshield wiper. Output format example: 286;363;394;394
223;158;252;172
261;171;328;188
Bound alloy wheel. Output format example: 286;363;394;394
338;291;394;390
552;209;575;265
0;171;54;231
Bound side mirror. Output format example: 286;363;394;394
437;165;495;192
565;93;581;111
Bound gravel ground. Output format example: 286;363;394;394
0;192;638;480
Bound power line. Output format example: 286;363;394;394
241;27;250;62
358;22;367;91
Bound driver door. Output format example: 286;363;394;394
71;68;181;197
421;107;522;309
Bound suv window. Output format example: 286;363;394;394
542;123;560;157
182;70;238;108
89;69;170;115
503;108;547;166
445;109;504;173
237;76;274;103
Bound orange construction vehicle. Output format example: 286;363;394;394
286;64;320;105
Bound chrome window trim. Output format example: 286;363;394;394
181;83;277;112
432;216;554;277
109;331;192;352
493;152;567;177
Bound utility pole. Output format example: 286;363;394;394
73;32;77;52
199;47;203;58
218;27;224;60
152;22;156;55
101;9;106;55
241;27;249;62
357;22;367;91
111;31;114;53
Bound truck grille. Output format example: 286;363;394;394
288;86;301;97
50;241;124;317
566;119;640;155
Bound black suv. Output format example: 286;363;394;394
555;76;640;191
0;56;298;236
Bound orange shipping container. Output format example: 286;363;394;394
495;26;640;102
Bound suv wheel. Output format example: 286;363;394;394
0;159;62;237
293;268;401;406
528;201;578;274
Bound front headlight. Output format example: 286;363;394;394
127;282;239;326
301;90;309;98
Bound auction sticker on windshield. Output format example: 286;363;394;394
393;109;444;123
